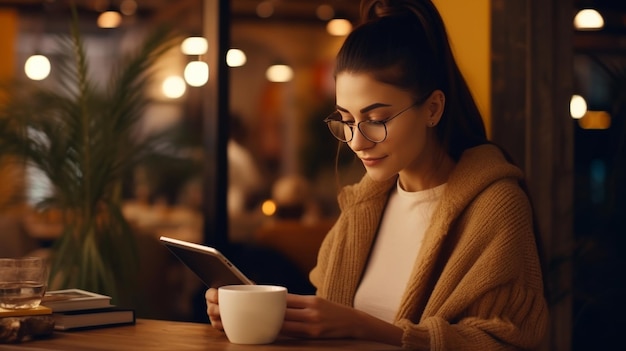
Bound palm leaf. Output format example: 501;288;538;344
0;6;178;301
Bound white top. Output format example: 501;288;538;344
353;180;446;323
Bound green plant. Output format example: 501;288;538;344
0;8;177;302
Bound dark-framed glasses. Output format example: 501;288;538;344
323;100;420;143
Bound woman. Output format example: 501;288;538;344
206;0;549;349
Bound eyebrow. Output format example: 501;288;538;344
336;102;392;114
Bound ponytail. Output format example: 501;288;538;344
337;0;488;160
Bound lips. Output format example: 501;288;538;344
360;156;386;167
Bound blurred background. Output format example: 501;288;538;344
0;1;624;350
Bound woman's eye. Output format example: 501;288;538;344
367;113;390;122
359;113;383;122
369;117;388;123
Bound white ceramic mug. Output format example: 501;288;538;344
218;285;287;344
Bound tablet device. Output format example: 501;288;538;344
159;236;254;288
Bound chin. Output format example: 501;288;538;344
365;169;398;183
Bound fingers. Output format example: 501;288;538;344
285;294;323;325
206;303;223;330
286;293;316;308
205;288;218;303
205;288;223;331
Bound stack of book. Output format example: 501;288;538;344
41;289;135;331
0;305;55;342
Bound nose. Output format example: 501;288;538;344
348;126;375;151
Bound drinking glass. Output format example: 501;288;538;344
0;257;49;309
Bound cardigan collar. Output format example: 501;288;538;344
326;144;525;310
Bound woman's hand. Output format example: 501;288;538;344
205;288;223;330
208;289;402;346
282;294;403;345
282;294;357;339
208;289;356;337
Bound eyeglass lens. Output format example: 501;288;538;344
326;112;387;143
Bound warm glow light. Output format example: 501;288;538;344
256;1;274;18
266;64;293;82
24;55;51;81
261;200;277;216
97;11;122;28
184;61;209;87
181;37;208;55
162;76;186;99
578;111;611;130
574;9;604;30
570;94;587;119
326;19;352;36
98;11;122;28
120;0;138;16
316;4;335;21
226;49;247;67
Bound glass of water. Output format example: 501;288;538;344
0;257;49;309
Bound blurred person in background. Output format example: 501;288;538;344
227;113;265;218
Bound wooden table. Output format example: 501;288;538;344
0;319;403;350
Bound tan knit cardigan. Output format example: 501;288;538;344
310;144;549;350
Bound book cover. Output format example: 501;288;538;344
52;307;136;331
41;289;112;312
0;305;52;318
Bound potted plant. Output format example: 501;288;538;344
0;7;177;302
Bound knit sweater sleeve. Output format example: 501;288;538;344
397;179;549;350
398;287;548;350
309;215;338;291
309;174;393;301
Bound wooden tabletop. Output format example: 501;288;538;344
0;319;403;351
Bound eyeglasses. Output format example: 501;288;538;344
323;100;420;143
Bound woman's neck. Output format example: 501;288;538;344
398;151;456;192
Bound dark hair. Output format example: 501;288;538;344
335;0;551;302
335;0;487;161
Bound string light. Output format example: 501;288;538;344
326;19;352;36
266;64;293;82
24;55;51;81
162;76;186;99
97;10;122;28
570;95;587;119
261;200;277;216
227;49;247;67
181;37;208;55
574;9;604;30
184;61;209;87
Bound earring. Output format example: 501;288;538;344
430;121;435;127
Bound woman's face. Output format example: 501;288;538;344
335;72;443;190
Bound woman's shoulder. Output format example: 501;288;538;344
449;144;530;216
449;145;524;191
439;144;528;216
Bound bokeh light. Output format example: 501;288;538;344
184;61;209;87
162;75;186;99
266;64;293;82
24;55;51;81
